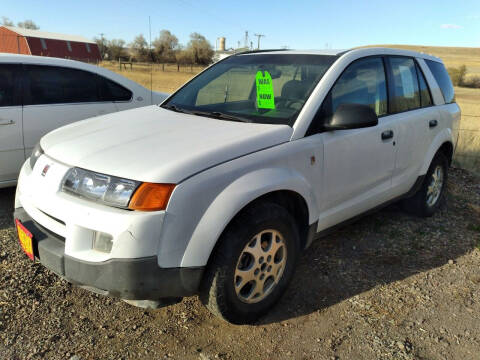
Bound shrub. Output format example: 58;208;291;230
463;76;480;89
448;65;467;86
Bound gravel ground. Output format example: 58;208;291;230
0;168;479;360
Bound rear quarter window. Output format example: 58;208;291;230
97;76;132;102
425;60;455;104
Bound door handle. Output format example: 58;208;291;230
381;130;394;140
429;119;438;128
0;119;14;126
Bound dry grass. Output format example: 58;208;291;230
99;61;204;93
452;87;480;172
100;48;480;174
366;44;480;76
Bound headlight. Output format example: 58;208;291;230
30;142;44;170
61;167;175;211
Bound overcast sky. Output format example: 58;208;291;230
2;0;479;49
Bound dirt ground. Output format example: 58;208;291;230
0;168;479;360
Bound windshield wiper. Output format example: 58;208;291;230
192;110;252;123
163;105;251;123
162;104;193;114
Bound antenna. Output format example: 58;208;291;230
149;16;153;105
98;33;105;59
254;34;265;50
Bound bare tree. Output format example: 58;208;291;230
130;34;149;62
17;20;39;30
186;32;214;65
94;35;108;59
1;17;14;26
175;46;194;71
107;39;127;61
153;30;179;63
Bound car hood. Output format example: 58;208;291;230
41;106;293;183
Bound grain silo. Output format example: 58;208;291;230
219;37;226;51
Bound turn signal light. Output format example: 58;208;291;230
128;183;175;211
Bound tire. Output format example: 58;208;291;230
200;202;300;324
402;151;448;217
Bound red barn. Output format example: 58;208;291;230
0;26;101;63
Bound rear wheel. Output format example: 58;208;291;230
402;151;448;217
200;202;300;324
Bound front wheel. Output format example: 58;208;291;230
200;202;300;324
402;151;448;217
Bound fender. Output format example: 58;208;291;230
179;167;319;268
419;128;453;175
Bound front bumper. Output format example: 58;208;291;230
14;207;204;300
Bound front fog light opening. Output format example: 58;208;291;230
93;232;113;253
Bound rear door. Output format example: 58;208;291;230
22;65;117;155
0;64;24;183
385;56;437;195
318;57;397;229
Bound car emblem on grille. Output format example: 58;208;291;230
41;164;50;177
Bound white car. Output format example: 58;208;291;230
0;53;168;187
14;48;460;324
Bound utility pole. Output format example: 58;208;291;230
254;34;265;50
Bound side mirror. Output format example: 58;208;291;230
325;103;378;130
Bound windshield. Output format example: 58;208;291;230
162;53;338;126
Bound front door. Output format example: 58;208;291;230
317;57;397;230
0;64;24;184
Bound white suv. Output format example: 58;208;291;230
0;54;168;187
14;48;460;324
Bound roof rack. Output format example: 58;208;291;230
234;49;291;56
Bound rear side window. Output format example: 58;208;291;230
416;64;433;107
24;66;132;105
388;57;420;113
0;64;20;107
26;65;98;105
97;76;132;101
325;57;388;117
425;59;455;103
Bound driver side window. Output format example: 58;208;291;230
307;57;387;136
328;57;387;118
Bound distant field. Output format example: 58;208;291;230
100;47;480;174
452;87;480;172
100;61;204;93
